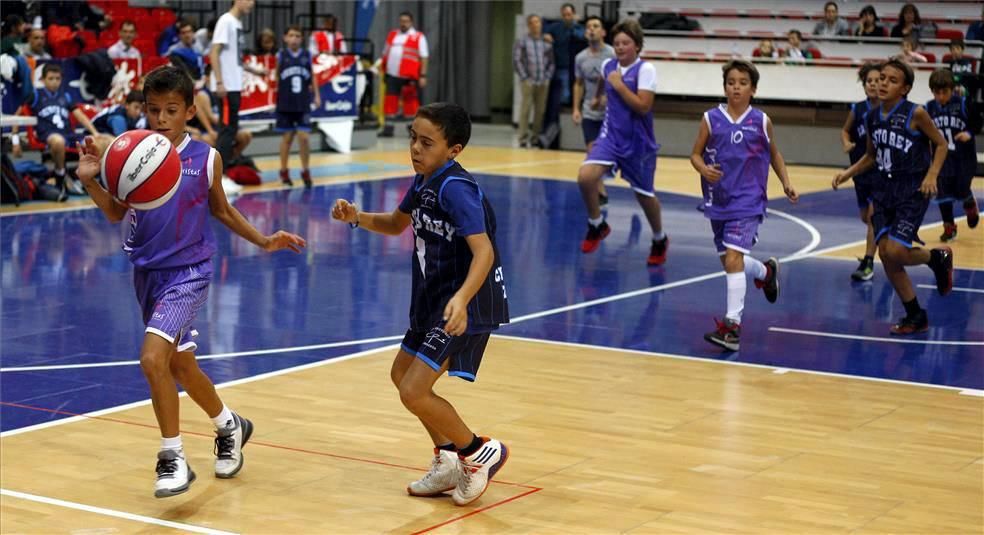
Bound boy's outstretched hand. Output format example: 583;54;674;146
76;137;103;185
331;199;359;224
263;231;306;253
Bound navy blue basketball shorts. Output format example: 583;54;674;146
853;172;877;209
873;188;930;248
275;111;312;132
401;327;492;382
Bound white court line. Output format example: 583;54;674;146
0;344;399;438
765;207;822;260
491;334;984;396
917;284;984;294
0;335;403;373
769;326;984;346
0;489;238;535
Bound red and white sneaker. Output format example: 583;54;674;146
452;437;509;506
407;449;460;496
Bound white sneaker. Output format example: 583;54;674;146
64;175;86;196
154;449;195;498
407;449;460;497
214;412;254;478
221;176;243;196
452;437;509;506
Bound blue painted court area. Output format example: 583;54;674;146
2;175;981;431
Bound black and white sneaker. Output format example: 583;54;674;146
754;257;780;303
214;412;254;478
154;449;196;498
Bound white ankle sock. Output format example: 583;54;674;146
161;435;183;452
212;405;234;429
653;230;666;241
54;168;65;177
726;272;746;322
588;216;604;227
744;256;767;280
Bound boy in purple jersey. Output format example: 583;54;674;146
75;66;306;498
690;60;798;351
577;19;669;266
834;59;952;335
839;62;881;281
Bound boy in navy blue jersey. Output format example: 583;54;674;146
331;103;510;507
834;59;954;335
839;62;881;281
93;90;147;136
926;68;980;242
276;26;321;188
12;63;112;196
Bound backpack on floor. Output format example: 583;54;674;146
1;153;37;205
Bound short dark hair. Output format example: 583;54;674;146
143;65;195;106
285;24;302;35
929;68;955;91
611;19;644;51
858;60;881;83
788;29;803;39
120;19;136;30
526;14;541;24
125;90;145;104
415;102;471;149
400;11;414;21
561;3;576;13
3;14;24;36
176;19;194;32
722;59;759;88
41;62;62;78
882;58;915;89
949;37;965;49
824;2;838;12
859;5;878;20
584;15;604;27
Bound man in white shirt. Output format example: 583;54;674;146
23;28;51;60
209;0;266;167
108;20;141;60
379;12;429;136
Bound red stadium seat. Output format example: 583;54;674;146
678;51;708;61
807;47;822;59
745;9;774;19
935;28;964;41
922;52;936;64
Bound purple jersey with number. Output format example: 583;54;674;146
123;134;216;269
700;104;771;220
597;59;658;156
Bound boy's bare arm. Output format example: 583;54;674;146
766;119;797;202
331;199;411;235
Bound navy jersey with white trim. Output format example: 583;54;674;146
30;88;72;138
864;99;930;180
925;95;976;178
398;160;509;333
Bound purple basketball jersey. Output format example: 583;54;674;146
597;59;658;156
123;135;217;269
700;105;771;220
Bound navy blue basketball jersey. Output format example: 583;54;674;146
849;99;875;164
925;95;976;179
399;161;509;333
30;87;72;139
276;48;313;113
92;104;147;135
865;99;930;180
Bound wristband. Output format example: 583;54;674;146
349;213;360;229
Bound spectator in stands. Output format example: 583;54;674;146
1;14;30;56
108;20;140;60
23;28;51;60
309;14;346;56
813;2;850;37
853;5;885;37
967;6;984;42
194;17;216;55
782;30;813;64
514;14;554;149
899;35;927;64
41;1;111;33
891;4;925;40
542;3;584;148
379;11;429;137
92;90;146;136
752;38;779;60
167;20;204;81
211;0;267;170
256;28;277;58
157;18;186;56
947;38;977;98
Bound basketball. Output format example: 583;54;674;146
101;130;182;210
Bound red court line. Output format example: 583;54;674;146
0;401;541;490
410;487;543;535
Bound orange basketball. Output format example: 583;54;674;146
101;130;182;210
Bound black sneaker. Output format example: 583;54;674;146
754;257;780;303
964;197;980;228
647;235;669;266
890;310;928;335
581;221;611;253
929;247;953;296
704;318;740;351
851;257;874;281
